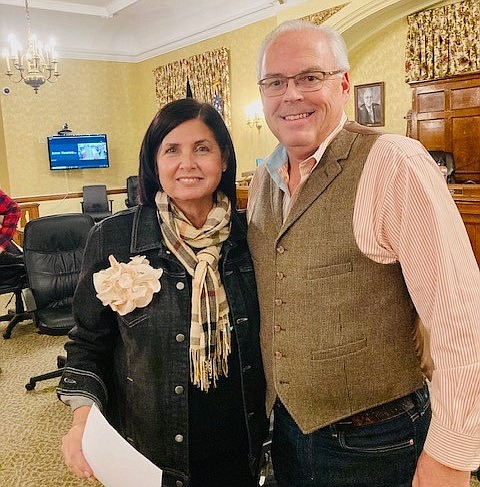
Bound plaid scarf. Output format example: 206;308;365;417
156;191;232;391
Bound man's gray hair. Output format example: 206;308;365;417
256;19;350;80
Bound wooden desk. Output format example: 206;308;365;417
236;186;249;210
449;184;480;266
13;202;40;246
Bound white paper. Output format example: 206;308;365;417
82;403;163;487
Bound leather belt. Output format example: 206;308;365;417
334;388;424;428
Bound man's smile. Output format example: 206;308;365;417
282;112;313;121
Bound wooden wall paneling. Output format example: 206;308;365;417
453;198;480;267
450;184;480;266
417;119;445;149
410;73;480;183
452;115;480;181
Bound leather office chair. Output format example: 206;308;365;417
125;175;139;208
0;269;32;339
0;242;32;339
428;150;456;183
22;213;94;390
81;184;113;222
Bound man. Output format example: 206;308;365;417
247;20;480;487
357;87;382;125
0;189;22;265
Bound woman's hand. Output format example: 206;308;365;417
61;405;96;482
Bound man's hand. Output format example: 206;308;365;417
412;451;470;487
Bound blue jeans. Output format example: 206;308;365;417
272;387;431;487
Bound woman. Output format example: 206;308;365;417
58;98;268;487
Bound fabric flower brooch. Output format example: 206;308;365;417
93;255;163;316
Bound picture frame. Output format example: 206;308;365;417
354;82;385;127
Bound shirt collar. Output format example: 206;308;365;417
265;112;348;188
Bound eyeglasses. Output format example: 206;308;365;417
258;70;344;97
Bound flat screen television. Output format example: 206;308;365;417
47;134;109;170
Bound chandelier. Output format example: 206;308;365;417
2;0;59;93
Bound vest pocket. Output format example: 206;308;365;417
307;261;353;280
311;338;367;361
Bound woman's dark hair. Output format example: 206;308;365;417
138;98;237;208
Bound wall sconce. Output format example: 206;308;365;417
245;101;264;131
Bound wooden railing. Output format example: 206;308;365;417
13;202;40;246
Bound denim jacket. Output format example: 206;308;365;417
58;205;268;487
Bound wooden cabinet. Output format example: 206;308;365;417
449;184;480;266
410;73;480;183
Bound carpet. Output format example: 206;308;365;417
0;294;101;486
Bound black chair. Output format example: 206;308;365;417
428;150;456;183
81;184;113;222
22;213;94;390
125;175;139;208
0;242;33;339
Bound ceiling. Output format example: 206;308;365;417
0;0;305;62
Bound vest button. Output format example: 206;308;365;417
176;281;185;290
176;482;184;487
175;434;184;443
174;385;184;394
276;245;285;254
274;351;283;359
274;298;283;306
274;325;281;332
276;271;285;279
175;333;185;342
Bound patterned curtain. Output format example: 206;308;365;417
154;48;231;128
405;0;480;82
302;3;348;24
187;48;231;128
153;59;189;109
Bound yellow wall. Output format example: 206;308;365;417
1;59;139;201
0;2;416;213
346;19;411;135
0;100;8;191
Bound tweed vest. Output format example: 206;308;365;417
247;124;424;434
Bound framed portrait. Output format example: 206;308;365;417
354;82;385;127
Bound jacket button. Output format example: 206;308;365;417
276;271;285;279
175;334;185;342
175;434;184;443
274;298;283;306
176;282;185;290
276;245;285;254
275;351;283;359
274;325;281;333
174;385;184;394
